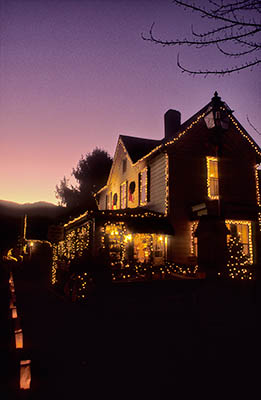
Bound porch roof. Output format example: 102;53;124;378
95;208;174;235
64;208;174;235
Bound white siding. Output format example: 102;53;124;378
149;154;166;213
97;139;167;214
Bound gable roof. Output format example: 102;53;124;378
119;135;161;163
97;94;261;194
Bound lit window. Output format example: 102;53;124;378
207;156;219;199
225;220;253;264
112;193;118;209
120;181;127;209
139;168;148;205
133;234;152;263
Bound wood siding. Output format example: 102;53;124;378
149;153;166;213
167;118;260;265
98;140;147;210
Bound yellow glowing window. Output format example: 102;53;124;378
207;156;219;199
120;181;127;209
225;220;253;264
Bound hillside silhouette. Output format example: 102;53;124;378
0;200;64;252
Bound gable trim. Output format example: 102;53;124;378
227;113;261;158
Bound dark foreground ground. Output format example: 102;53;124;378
1;256;259;399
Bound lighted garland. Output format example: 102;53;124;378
51;221;92;286
101;222;127;267
164;153;169;216
255;165;261;207
51;244;58;285
254;165;261;232
190;221;199;255
110;261;199;282
227;114;261;158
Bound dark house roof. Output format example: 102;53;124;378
120;135;161;163
121;95;261;164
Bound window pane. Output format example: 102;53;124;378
225;221;251;260
209;160;218;178
210;177;219;197
207;157;219;199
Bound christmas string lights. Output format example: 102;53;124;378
225;220;253;264
227;113;261;157
164;153;169;216
51;222;92;285
190;221;199;256
254;165;261;207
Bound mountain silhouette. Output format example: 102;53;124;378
0;200;65;252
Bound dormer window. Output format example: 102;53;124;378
206;156;219;199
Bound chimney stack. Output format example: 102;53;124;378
164;109;181;140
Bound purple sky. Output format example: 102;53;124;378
1;0;260;204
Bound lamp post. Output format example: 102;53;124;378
197;92;231;278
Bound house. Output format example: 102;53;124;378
51;92;261;288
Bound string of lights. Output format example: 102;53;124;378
164;153;169;216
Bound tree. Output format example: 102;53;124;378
55;148;112;210
227;230;251;278
227;233;249;268
142;0;261;75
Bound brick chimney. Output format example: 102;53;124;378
164;109;181;140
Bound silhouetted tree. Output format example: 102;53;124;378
143;0;261;75
55;148;112;210
55;177;81;208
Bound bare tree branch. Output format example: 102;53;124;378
247;114;261;135
173;0;261;27
216;41;259;56
143;0;261;75
143;23;259;47
177;53;261;75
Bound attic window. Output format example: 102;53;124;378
122;158;127;173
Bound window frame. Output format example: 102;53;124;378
225;220;253;264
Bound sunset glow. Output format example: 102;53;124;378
1;0;260;204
